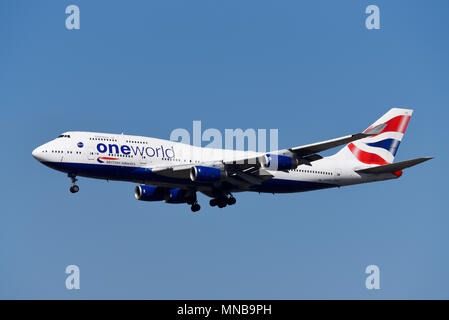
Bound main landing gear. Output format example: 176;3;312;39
68;173;79;193
191;202;201;212
209;194;236;208
187;193;201;212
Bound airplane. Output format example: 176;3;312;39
32;108;432;212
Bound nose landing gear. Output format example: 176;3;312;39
68;173;79;193
70;185;80;193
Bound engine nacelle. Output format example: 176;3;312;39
166;188;195;204
261;154;299;171
134;185;165;201
190;166;225;182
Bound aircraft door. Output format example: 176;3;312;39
333;168;342;182
87;143;96;161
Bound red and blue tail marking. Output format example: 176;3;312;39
338;108;413;166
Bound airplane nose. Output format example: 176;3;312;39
32;147;41;161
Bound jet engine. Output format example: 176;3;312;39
134;185;165;201
165;188;196;204
135;186;196;205
260;154;299;171
190;166;226;182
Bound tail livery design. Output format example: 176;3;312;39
337;108;413;166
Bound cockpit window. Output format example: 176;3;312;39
58;134;71;138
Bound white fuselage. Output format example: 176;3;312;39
32;131;398;195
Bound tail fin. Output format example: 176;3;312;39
334;108;413;166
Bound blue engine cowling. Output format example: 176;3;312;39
134;185;165;201
190;166;225;182
135;186;195;204
166;188;196;204
262;154;298;171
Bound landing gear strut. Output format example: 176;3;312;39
188;192;201;212
68;173;79;193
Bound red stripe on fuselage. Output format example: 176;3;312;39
99;157;119;160
348;143;389;165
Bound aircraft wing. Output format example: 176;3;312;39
149;124;384;189
150;161;273;188
223;122;386;167
288;123;386;157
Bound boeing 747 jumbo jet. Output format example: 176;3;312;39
32;108;431;212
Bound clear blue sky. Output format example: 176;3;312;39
1;0;448;299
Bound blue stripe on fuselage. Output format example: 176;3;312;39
41;161;336;194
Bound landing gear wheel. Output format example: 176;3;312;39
68;174;79;194
227;196;236;205
191;203;201;212
210;194;235;208
217;201;227;208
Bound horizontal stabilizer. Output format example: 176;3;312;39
356;157;433;174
